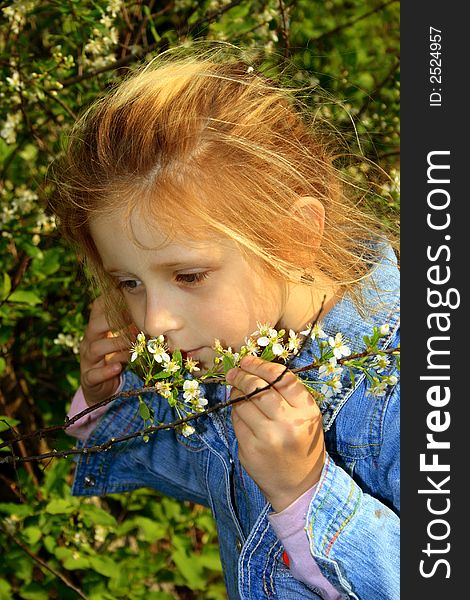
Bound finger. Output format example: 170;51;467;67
231;404;257;437
105;349;131;364
82;362;122;389
85;297;117;338
229;372;288;419
84;376;122;406
236;356;308;408
83;336;129;364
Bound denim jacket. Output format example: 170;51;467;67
71;244;400;600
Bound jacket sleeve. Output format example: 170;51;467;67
70;370;211;508
305;383;400;599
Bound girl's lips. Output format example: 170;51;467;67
181;348;202;359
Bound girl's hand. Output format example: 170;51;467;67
226;356;325;513
80;296;131;407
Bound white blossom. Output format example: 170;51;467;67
106;0;122;17
300;322;327;339
147;336;170;364
184;357;200;373
155;381;173;398
6;71;23;92
320;377;342;399
372;355;390;373
182;380;201;401
383;375;398;386
181;424;196;437
1;112;22;145
367;378;388;397
242;337;259;356
287;329;302;354
318;357;343;380
165;360;181;374
130;332;146;362
328;333;351;359
54;332;81;355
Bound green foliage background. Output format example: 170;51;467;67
0;1;399;598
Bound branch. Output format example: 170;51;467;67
0;251;31;309
61;0;245;88
356;59;400;121
312;0;398;44
0;347;399;464
0;366;290;464
177;0;245;38
278;0;290;58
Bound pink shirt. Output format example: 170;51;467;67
67;386;340;599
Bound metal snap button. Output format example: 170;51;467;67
236;538;242;552
84;475;96;488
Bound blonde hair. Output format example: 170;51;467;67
49;48;391;332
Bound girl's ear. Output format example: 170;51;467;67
291;196;325;249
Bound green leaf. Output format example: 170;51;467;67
1;273;11;301
0;416;20;433
0;503;35;519
171;547;206;590
139;401;151;421
31;248;62;277
15;583;47;600
152;370;173;380
349;367;356;389
55;546;90;570
260;346;275;362
172;349;182;366
222;354;235;374
131;516;166;542
21;526;42;545
43;460;71;496
43;535;56;554
62;555;90;570
198;546;223;571
89;555;118;578
143;5;161;43
0;578;13;600
8;290;42;305
79;504;117;528
0;357;6;375
44;498;76;515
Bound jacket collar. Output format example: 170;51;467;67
289;242;400;431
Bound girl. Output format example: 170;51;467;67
49;51;400;599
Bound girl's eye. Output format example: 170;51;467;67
175;272;209;286
117;279;142;293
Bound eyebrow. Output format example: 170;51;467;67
105;259;215;274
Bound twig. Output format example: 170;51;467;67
376;149;400;161
356;59;400;121
312;0;398;44
0;251;31;309
0;346;399;464
278;0;290;58
43;89;78;121
0;366;290;464
3;295;328;453
0;523;90;600
177;0;244;38
61;0;244;88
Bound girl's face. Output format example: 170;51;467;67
90;209;306;370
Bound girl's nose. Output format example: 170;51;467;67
144;298;182;338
